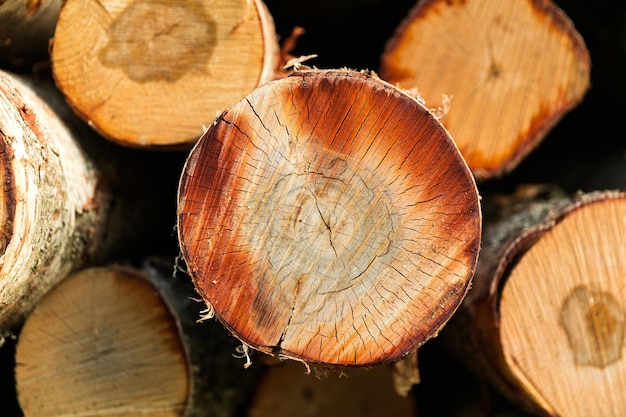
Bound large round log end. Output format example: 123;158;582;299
178;69;481;366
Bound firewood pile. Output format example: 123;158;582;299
1;0;624;416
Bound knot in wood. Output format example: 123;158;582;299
560;285;625;368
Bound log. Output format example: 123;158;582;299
177;69;482;367
15;261;262;417
247;361;416;417
0;69;185;335
50;0;279;148
0;70;110;334
0;0;61;70
445;188;626;416
379;0;591;179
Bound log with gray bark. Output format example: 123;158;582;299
15;260;262;417
0;70;181;336
444;187;626;417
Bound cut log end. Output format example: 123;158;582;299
248;362;417;417
15;267;189;417
51;0;278;147
499;192;626;417
380;0;590;178
177;69;481;366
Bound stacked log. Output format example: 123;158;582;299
15;261;262;417
0;70;111;333
0;69;183;336
0;0;624;416
380;0;591;179
50;0;280;148
445;189;626;416
248;362;416;417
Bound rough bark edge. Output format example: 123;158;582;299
0;70;111;335
0;72;177;336
255;0;281;83
141;258;264;417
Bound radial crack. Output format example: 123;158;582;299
312;194;337;257
275;274;304;352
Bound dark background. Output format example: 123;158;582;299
1;0;625;416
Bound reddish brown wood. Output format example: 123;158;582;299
177;69;481;366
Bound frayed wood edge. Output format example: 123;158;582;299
429;94;452;119
278;353;311;375
283;54;318;72
233;342;253;369
0;331;16;348
196;302;215;323
172;253;189;279
403;87;452;120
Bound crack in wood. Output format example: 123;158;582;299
311;192;338;257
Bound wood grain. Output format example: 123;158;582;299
178;69;481;366
51;0;278;147
380;0;590;178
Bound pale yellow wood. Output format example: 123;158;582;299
16;268;189;417
51;0;277;147
500;198;626;417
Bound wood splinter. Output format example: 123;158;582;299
177;69;482;367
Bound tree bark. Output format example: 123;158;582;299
0;70;184;336
0;70;111;334
177;68;482;367
50;0;279;148
15;260;263;417
444;187;626;417
380;0;591;179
